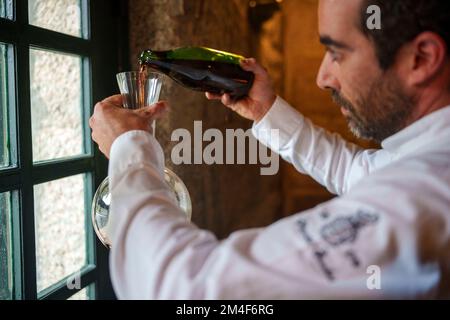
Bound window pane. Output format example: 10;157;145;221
0;43;13;169
28;0;82;37
67;284;93;300
0;191;14;300
0;0;13;20
34;174;87;292
30;49;84;162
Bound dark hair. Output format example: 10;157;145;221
360;1;450;70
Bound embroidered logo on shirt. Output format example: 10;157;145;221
297;210;380;281
320;211;379;247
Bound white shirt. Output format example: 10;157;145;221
107;96;450;299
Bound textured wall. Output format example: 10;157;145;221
129;0;282;238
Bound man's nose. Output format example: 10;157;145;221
316;54;340;91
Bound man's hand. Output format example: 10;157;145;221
89;95;168;158
205;58;276;122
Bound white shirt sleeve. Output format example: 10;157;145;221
252;97;389;195
106;130;441;299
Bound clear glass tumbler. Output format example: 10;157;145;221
91;71;192;247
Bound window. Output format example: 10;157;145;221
30;48;85;162
0;42;15;169
0;0;128;299
0;191;16;300
28;0;83;38
0;0;13;20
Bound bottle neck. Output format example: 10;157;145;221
139;47;245;66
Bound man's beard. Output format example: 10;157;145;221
331;73;415;143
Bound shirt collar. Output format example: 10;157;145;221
381;105;450;155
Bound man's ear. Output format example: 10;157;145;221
406;32;448;87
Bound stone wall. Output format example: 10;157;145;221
128;0;282;238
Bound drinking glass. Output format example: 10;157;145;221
92;71;192;247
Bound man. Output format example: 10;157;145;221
90;0;450;299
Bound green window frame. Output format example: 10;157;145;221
0;0;129;300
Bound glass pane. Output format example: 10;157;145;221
34;174;87;292
30;49;84;162
0;43;13;169
0;191;13;300
28;0;82;37
0;0;13;20
67;284;93;300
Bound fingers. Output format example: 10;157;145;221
205;91;235;107
89;116;95;129
221;93;233;106
205;92;222;100
94;96;121;115
240;58;267;76
102;94;123;107
138;101;170;120
93;95;126;127
151;102;169;120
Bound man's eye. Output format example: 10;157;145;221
328;50;340;62
330;51;342;62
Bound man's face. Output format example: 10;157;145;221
317;0;414;143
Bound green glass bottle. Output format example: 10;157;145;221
139;46;254;99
